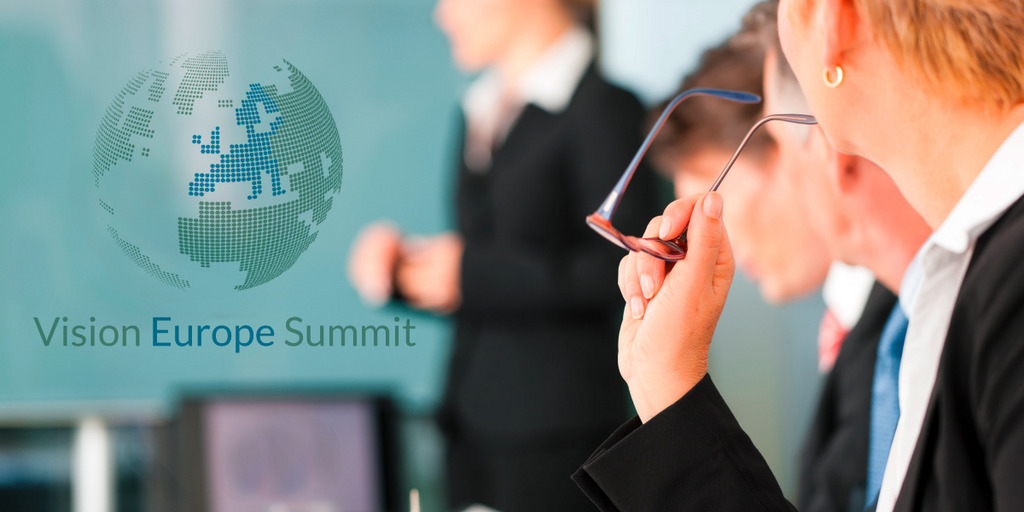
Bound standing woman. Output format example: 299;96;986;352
572;1;1024;511
349;0;659;510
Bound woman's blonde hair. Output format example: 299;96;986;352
807;0;1024;108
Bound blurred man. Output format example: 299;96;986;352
645;4;832;306
622;2;932;510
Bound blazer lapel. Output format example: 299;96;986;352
490;104;556;176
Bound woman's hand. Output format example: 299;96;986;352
618;192;735;423
348;221;403;307
396;233;464;314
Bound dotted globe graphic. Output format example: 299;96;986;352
93;51;343;290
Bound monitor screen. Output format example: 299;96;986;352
199;398;387;512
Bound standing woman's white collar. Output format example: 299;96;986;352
462;25;595;120
516;25;594;114
460;26;594;171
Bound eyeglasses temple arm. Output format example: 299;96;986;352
708;113;818;192
595;88;761;219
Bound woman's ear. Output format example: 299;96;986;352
821;0;863;68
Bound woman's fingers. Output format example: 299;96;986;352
401;272;435;310
619;252;646;319
636;216;667;300
394;262;416;300
686;193;726;274
632;195;702;301
619;192;729;318
714;223;736;297
657;194;702;241
617;255;628;297
669;192;733;298
348;222;402;306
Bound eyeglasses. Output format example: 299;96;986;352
586;88;818;261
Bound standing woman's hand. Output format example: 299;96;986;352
348;221;403;307
396;233;464;314
617;192;735;423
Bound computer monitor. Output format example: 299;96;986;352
168;393;397;512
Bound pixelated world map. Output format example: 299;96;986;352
92;51;343;290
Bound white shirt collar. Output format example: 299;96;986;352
461;26;594;120
898;253;923;317
517;26;594;113
822;262;876;329
932;121;1024;253
900;120;1024;316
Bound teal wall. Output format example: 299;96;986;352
0;0;463;413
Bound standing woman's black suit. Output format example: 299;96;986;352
440;62;660;512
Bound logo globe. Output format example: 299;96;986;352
93;51;342;291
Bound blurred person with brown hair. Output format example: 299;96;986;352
646;1;832;306
571;0;1024;510
348;0;659;510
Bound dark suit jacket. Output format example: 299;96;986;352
440;64;661;443
573;195;1024;511
799;282;894;512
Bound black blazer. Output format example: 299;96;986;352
800;282;894;512
573;194;1024;511
440;64;661;442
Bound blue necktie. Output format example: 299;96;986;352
865;305;909;509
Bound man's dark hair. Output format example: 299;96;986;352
647;0;779;176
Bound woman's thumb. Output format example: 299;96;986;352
684;193;725;276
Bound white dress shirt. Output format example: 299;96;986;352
822;262;875;330
460;26;594;171
876;120;1024;511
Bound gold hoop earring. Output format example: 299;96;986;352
823;66;844;88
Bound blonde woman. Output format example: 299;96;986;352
573;1;1024;511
